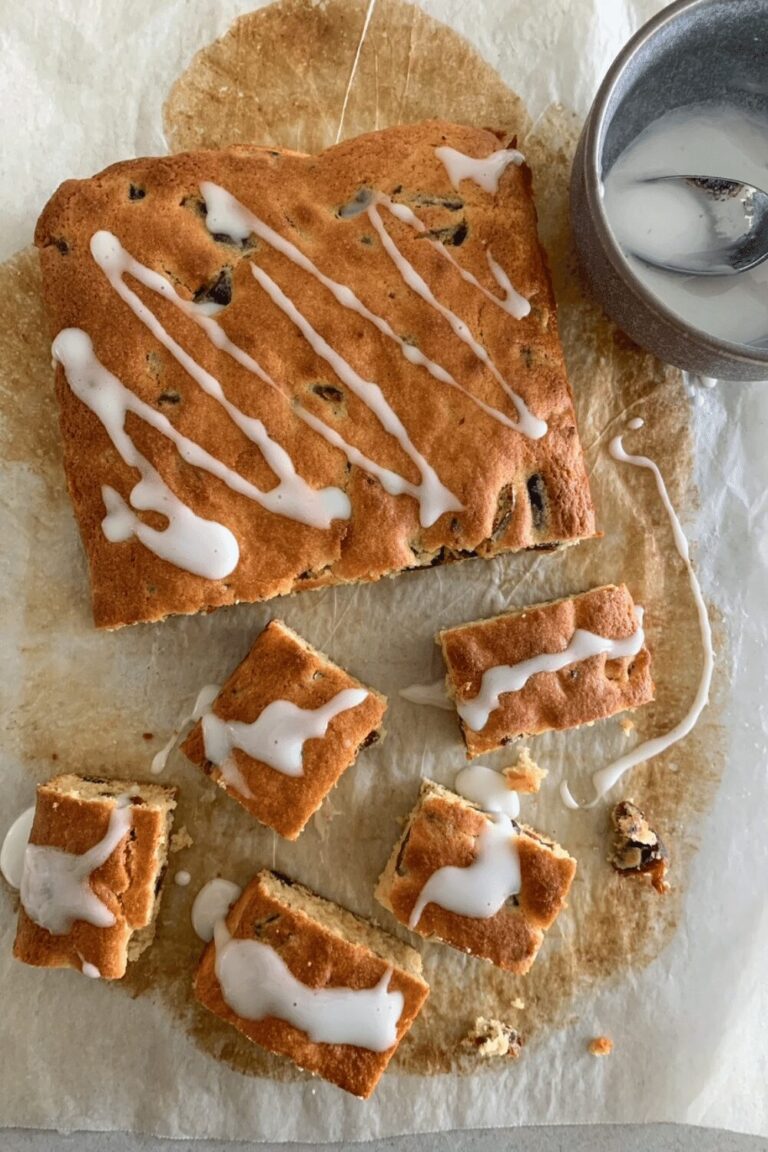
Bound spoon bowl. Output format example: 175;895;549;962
632;175;768;276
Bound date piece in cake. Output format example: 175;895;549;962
13;774;176;979
375;779;576;973
438;583;654;757
36;119;596;628
194;869;429;1098
610;800;669;894
182;619;386;839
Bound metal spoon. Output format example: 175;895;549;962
631;175;768;276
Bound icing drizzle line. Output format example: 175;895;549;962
457;610;646;733
561;428;714;808
213;920;403;1052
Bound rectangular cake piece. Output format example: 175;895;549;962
194;869;429;1098
14;774;176;979
375;779;575;973
438;583;654;757
35;119;596;628
181;619;386;839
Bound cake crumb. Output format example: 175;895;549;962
511;997;525;1010
170;826;193;853
619;716;635;735
588;1035;613;1057
463;1017;523;1059
142;732;154;741
610;800;669;894
502;748;547;793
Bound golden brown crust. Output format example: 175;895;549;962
13;774;176;980
181;619;387;839
375;780;576;973
438;583;654;757
194;870;429;1098
35;120;595;628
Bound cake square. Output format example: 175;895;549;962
13;774;176;980
35;119;596;628
194;869;429;1098
375;779;576;973
438;583;654;757
181;619;387;839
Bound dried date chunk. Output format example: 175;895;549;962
311;382;344;404
194;267;233;309
129;184;146;201
526;473;547;529
610;800;669;894
426;220;468;246
491;483;516;539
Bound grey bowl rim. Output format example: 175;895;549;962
582;0;768;369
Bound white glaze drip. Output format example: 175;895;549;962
90;231;349;530
435;146;525;194
20;800;132;935
201;182;528;435
560;431;713;808
150;683;220;775
384;197;531;318
202;687;368;780
1;806;35;889
399;678;453;710
81;961;101;978
366;199;546;439
174;870;191;887
453;764;521;819
249;260;461;528
54;329;241;579
409;812;520;928
192;878;242;942
214;920;403;1051
627;417;645;430
458;608;646;733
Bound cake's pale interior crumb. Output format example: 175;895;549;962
261;871;423;978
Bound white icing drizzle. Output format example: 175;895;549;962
457;608;646;733
249;261;461;528
408;812;520;928
54;328;240;580
20;799;132;935
202;687;369;781
384;197;531;319
627;416;644;430
435;145;525;194
1;806;35;889
214;920;403;1052
560;429;714;808
399;678;453;710
81;961;101;978
151;683;220;775
366;198;546;439
453;764;521;819
90;231;349;530
192;878;242;942
201;182;529;435
174;870;191;887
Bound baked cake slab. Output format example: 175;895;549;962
35;120;596;627
13;774;176;979
439;583;654;757
376;779;576;973
194;869;429;1098
181;619;386;839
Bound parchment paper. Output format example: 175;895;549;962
1;0;767;1142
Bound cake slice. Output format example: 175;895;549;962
35;119;596;628
194;869;429;1098
13;774;177;979
375;779;576;973
181;619;387;839
438;583;654;757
